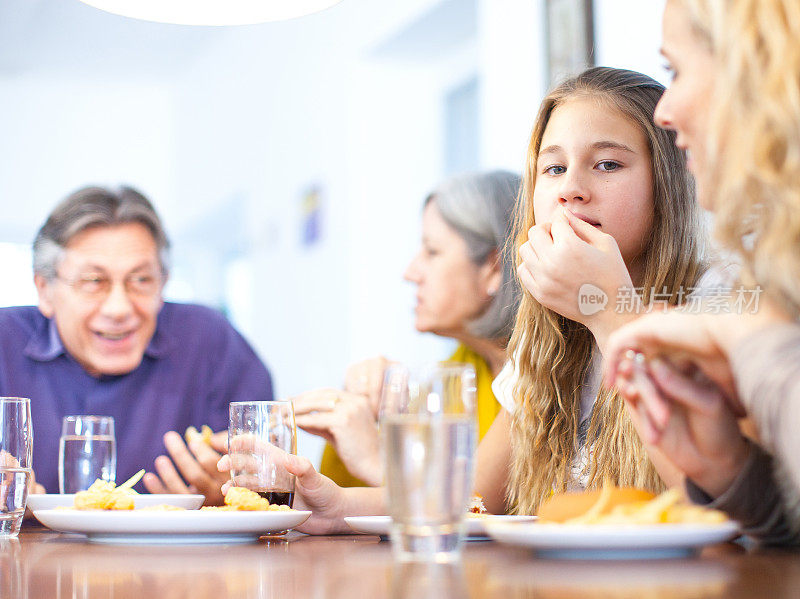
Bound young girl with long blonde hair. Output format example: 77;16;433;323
478;66;709;515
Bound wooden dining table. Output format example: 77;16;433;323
5;527;800;598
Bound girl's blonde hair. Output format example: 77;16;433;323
508;67;706;515
680;0;800;317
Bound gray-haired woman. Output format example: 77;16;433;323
292;171;522;487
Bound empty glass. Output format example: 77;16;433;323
228;401;296;508
381;363;477;563
0;397;33;538
58;415;116;494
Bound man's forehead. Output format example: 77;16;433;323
59;255;158;274
59;225;159;273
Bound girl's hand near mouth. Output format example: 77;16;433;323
517;207;642;350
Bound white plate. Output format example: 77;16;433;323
484;520;740;559
32;508;312;544
344;515;537;538
27;494;205;512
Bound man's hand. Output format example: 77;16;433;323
143;430;229;506
22;469;46;520
29;469;45;495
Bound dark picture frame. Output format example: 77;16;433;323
544;0;595;88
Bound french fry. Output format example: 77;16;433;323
185;425;214;445
119;469;145;490
556;485;728;526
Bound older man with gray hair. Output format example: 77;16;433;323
0;186;273;504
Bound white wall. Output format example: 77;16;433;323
168;0;472;460
594;0;668;84
478;0;547;173
0;76;174;245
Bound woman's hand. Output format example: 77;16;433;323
604;298;793;401
343;356;390;417
143;431;229;506
517;207;640;349
618;353;750;497
293;389;383;486
604;311;742;405
217;450;356;534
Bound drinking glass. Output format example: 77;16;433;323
381;363;477;563
0;397;33;538
228;401;296;507
58;415;116;494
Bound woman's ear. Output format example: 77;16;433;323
34;274;55;318
481;249;503;297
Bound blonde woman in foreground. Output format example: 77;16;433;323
605;0;800;545
218;66;711;532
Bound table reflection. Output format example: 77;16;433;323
486;555;735;599
389;562;468;599
1;539;26;599
9;531;800;599
23;536;299;599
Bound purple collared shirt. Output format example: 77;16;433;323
0;302;273;493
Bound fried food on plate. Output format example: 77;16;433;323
467;494;488;517
200;486;292;512
73;470;145;511
538;487;655;523
185;425;214;445
538;485;728;525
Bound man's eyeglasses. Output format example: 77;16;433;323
55;272;162;299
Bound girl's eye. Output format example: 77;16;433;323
544;165;566;176
663;63;676;82
597;161;621;172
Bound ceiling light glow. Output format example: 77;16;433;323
77;0;344;26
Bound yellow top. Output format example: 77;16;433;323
318;344;502;487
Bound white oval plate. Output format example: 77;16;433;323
484;520;740;559
27;493;205;512
33;508;311;544
344;514;537;538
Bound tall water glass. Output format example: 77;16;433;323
58;415;116;494
229;401;296;507
0;397;33;538
381;363;477;563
